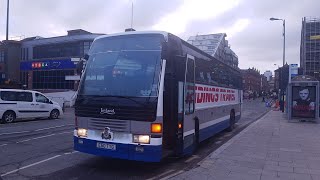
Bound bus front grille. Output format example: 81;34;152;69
89;118;129;132
75;105;156;121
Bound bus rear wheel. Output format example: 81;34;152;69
193;117;200;152
227;110;235;132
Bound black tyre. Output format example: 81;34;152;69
193;117;200;152
50;109;60;119
2;111;16;123
226;111;236;132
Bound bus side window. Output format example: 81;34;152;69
200;72;205;82
207;72;212;84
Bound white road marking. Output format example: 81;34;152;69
159;170;184;180
17;131;72;143
63;151;78;155
0;124;73;136
215;141;222;144
0;155;62;177
0;150;78;177
0;131;30;136
146;169;175;180
0;144;8;147
223;133;232;137
185;155;200;163
34;124;73;131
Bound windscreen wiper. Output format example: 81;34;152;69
113;95;152;107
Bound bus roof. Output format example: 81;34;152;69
93;31;240;73
94;31;169;42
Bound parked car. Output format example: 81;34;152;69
0;89;63;123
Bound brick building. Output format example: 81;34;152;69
241;68;261;95
0;40;22;86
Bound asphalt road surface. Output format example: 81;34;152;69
0;98;270;180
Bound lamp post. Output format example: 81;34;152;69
6;0;10;40
270;17;286;112
270;17;285;66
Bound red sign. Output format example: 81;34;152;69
193;84;239;109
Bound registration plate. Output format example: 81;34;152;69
96;142;116;150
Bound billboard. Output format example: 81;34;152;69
292;86;316;118
20;59;76;71
289;64;298;83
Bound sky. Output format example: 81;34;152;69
0;0;319;74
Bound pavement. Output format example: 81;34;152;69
171;111;320;180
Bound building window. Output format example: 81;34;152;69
32;70;74;89
26;48;28;60
20;71;28;88
0;51;5;62
80;41;92;56
33;43;81;59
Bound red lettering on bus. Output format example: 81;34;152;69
215;94;219;102
205;93;211;102
210;93;215;102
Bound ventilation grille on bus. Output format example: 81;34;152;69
75;105;156;121
88;118;129;132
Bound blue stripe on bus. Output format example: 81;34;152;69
199;119;230;142
74;137;162;162
183;134;195;155
183;114;241;155
198;114;242;143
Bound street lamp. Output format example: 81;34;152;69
6;0;10;40
270;17;286;112
270;17;285;66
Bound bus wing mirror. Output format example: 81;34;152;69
76;60;85;74
76;54;89;74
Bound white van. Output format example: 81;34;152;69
0;89;63;123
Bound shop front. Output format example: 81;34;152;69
20;59;77;90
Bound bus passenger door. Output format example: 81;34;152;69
181;54;196;154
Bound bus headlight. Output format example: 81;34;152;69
133;135;150;144
77;128;87;137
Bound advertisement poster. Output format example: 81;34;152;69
292;86;316;118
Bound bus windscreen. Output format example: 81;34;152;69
78;35;164;97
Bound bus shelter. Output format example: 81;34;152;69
287;75;319;122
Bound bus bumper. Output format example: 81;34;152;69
74;136;162;162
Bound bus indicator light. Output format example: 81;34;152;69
178;123;182;129
151;123;162;133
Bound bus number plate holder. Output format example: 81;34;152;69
96;142;116;150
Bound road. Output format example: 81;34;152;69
0;99;270;180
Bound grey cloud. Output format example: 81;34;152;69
0;0;182;38
0;0;319;73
